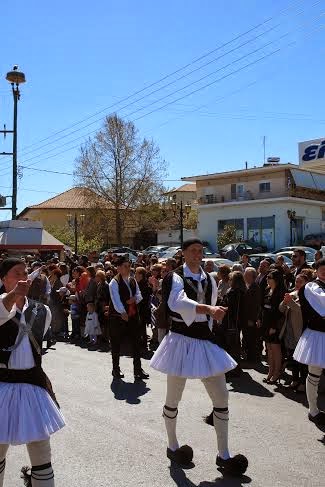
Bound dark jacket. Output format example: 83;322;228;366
84;278;98;304
137;279;151;324
244;282;261;323
261;288;285;331
222;288;247;331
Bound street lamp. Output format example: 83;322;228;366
171;200;191;247
67;213;85;255
5;66;26;220
287;209;296;246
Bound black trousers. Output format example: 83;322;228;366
109;315;142;372
242;321;258;361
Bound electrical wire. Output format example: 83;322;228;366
16;0;307;152
0;0;308;171
14;13;325;177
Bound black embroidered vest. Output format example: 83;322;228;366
298;280;325;333
167;266;214;341
109;274;137;316
0;299;47;367
0;299;59;406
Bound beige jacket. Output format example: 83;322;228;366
279;290;303;344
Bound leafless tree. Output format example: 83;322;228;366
74;114;167;244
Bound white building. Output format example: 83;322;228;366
182;140;325;252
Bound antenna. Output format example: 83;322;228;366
263;136;266;164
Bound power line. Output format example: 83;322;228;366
9;5;324;178
0;0;306;167
14;12;325;178
18;167;187;181
12;22;283;160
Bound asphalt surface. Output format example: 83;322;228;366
4;342;325;487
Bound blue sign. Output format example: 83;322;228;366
302;140;325;162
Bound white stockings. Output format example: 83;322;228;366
306;365;323;417
163;374;230;459
0;439;54;487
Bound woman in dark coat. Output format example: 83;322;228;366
48;266;66;337
222;271;247;373
135;266;152;351
261;269;286;384
95;270;111;348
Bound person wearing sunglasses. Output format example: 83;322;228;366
261;270;286;384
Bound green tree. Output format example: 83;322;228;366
45;225;104;254
217;224;237;249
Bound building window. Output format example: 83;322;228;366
259;182;271;193
322;210;325;221
230;183;245;200
247;216;275;250
172;194;176;201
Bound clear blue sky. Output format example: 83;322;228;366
0;0;324;218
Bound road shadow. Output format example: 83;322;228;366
169;464;252;487
274;382;325;409
251;362;269;374
110;378;150;405
272;383;309;408
228;371;274;398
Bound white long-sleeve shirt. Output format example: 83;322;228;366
167;263;218;328
0;296;52;369
109;277;142;315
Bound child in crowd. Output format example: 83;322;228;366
84;302;102;345
69;295;81;340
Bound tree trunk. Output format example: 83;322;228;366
115;206;123;245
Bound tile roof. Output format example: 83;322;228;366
164;183;196;194
22;187;111;210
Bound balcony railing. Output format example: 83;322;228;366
198;188;325;205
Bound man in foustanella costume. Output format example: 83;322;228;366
108;255;149;380
0;258;65;486
294;257;325;426
150;239;248;476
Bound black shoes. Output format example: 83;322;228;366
112;369;124;379
167;445;193;467
134;369;149;380
308;411;325;425
216;454;248;476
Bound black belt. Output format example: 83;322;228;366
171;320;215;341
0;366;60;408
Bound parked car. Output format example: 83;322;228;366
273;246;316;254
106;246;138;256
303;233;325;249
275;250;315;267
247;253;293;270
158;245;218;262
202;258;235;272
219;242;265;259
142;245;170;255
158;246;182;262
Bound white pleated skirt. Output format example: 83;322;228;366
293;328;325;369
150;331;237;379
0;382;65;445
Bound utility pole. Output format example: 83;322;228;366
0;66;26;219
67;213;85;255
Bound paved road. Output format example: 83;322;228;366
4;342;325;487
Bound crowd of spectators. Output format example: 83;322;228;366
0;247;323;395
